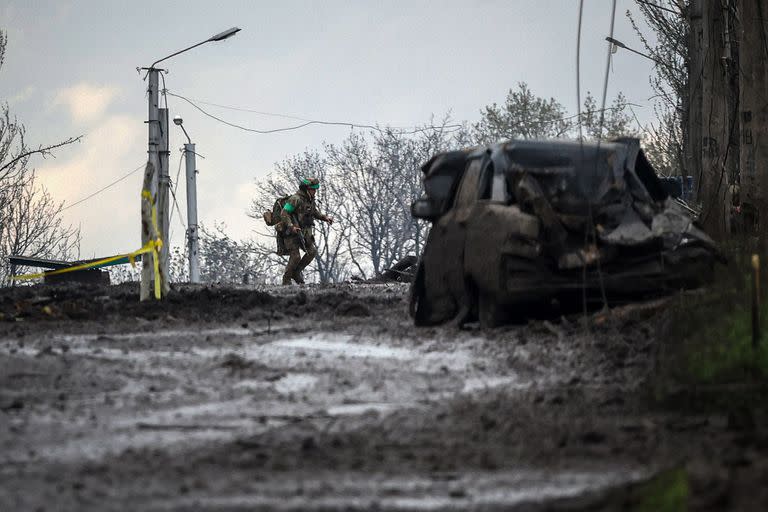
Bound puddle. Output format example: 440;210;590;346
326;402;408;416
274;373;318;394
461;376;526;393
1;331;472;373
273;336;416;360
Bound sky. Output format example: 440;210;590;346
0;0;659;260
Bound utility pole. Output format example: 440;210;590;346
158;106;171;294
139;27;240;296
184;143;200;283
173;116;200;283
141;68;163;301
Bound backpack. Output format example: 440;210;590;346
263;195;291;228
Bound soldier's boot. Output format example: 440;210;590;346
283;249;302;285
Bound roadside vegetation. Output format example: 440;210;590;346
655;239;768;417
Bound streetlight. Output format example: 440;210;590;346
605;36;674;70
139;27;240;299
173;115;201;284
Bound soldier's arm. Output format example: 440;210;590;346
280;197;300;229
311;202;332;223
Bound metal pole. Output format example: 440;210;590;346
141;68;162;300
184;143;201;283
158;107;171;294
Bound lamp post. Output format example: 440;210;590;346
173;116;201;284
605;36;675;70
140;27;240;299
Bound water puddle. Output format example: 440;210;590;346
461;376;526;393
273;373;318;394
273;336;416;360
326;402;409;416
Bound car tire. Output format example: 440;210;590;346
478;291;505;329
410;262;431;326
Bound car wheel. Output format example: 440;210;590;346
410;262;431;326
478;291;506;329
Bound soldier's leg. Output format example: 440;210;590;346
294;235;318;282
282;236;301;285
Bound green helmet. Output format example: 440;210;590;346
300;177;320;190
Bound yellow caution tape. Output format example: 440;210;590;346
12;189;164;300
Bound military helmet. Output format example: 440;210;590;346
300;177;320;190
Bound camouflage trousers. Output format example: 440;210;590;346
282;232;317;285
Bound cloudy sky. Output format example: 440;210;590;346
0;0;658;259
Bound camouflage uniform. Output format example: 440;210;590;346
280;186;330;284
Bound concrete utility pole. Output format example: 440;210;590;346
139;27;240;298
158;106;171;294
174;115;200;283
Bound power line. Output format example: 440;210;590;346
165;90;465;135
168;89;645;137
61;163;145;212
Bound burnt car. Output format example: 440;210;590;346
409;138;721;327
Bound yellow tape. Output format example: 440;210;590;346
11;189;165;300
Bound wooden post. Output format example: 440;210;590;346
140;162;157;301
753;254;761;350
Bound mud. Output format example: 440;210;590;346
1;282;766;510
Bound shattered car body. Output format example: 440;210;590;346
409;138;721;327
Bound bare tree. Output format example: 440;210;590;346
627;2;689;177
0;172;81;282
1;29;81;283
198;223;269;284
249;150;350;283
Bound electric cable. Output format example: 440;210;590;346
169;89;645;137
61;163;145;212
165;90;466;135
169;150;185;228
590;0;619;310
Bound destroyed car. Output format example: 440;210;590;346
409;138;721;327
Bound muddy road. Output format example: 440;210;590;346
0;283;766;510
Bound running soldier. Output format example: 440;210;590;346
279;178;333;285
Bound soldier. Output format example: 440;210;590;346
279;177;334;285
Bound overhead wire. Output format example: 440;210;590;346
165;90;466;135
169;150;186;232
61;163;146;212
591;0;619;310
169;89;645;137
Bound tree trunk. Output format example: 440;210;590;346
688;0;704;202
699;0;732;238
738;0;768;232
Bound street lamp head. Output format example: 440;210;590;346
173;115;183;126
208;27;241;42
605;37;626;49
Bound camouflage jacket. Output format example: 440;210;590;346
280;189;328;235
